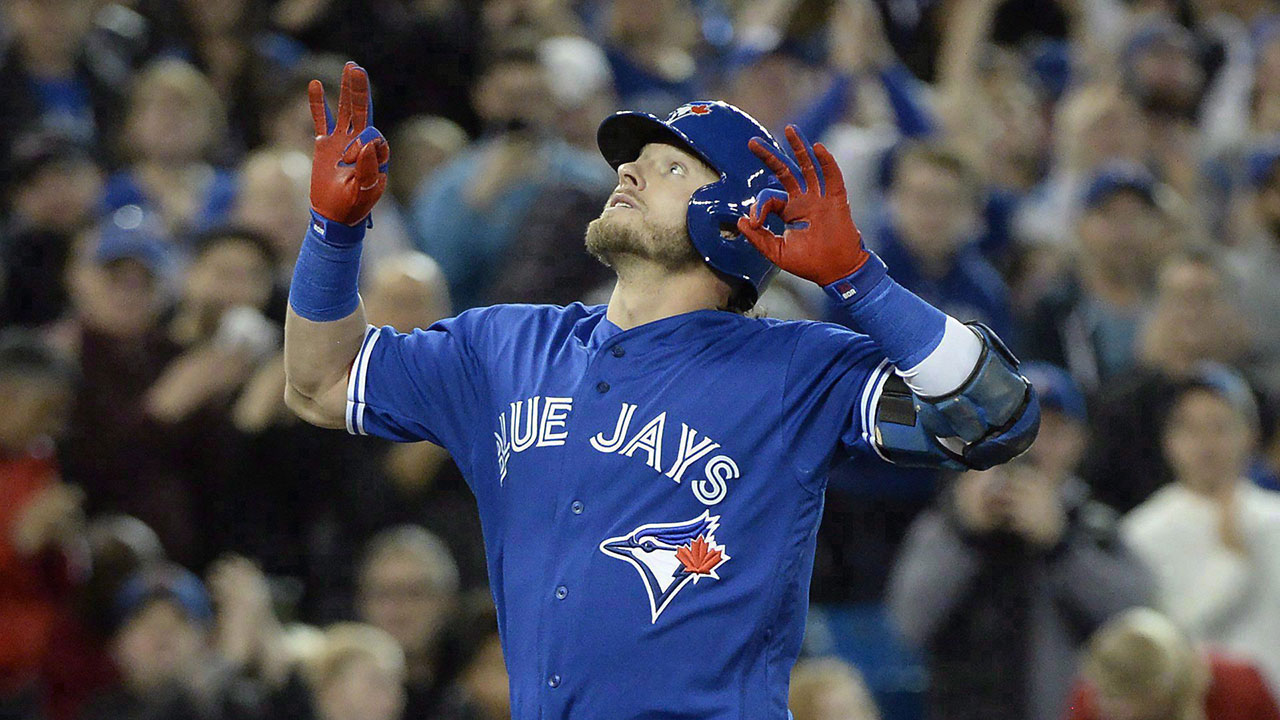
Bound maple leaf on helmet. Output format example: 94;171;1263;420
676;536;722;575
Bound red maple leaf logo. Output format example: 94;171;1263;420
689;104;711;114
676;536;723;575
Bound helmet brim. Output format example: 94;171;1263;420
597;112;715;173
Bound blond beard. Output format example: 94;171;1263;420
584;212;701;272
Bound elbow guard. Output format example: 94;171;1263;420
872;323;1040;471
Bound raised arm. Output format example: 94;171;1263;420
739;125;1038;470
283;62;390;428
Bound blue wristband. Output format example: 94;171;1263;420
287;210;365;322
824;250;947;369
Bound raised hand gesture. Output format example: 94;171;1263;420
308;61;390;228
736;125;870;288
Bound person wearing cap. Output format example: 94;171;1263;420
1225;141;1280;397
1120;18;1207;201
80;562;285;720
1122;363;1280;693
1081;250;1254;514
888;361;1152;720
60;211;208;566
1;132;105;327
1024;161;1179;391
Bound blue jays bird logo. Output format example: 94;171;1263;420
599;511;730;623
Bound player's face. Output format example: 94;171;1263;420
585;142;719;271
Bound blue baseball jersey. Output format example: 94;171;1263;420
346;302;893;719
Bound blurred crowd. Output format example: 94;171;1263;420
3;0;1280;719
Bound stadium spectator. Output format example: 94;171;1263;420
40;515;164;720
1083;251;1253;512
1122;365;1280;692
105;59;237;236
0;330;82;717
840;142;1015;342
79;563;267;720
169;226;280;345
596;0;703;113
0;0;129;175
256;54;350;158
1120;19;1208;202
1;133;105;327
1066;607;1280;720
150;0;302;153
357;525;463;719
1014;84;1149;250
1023;162;1179;390
58;213;204;563
409;43;611;309
303;622;406;720
386;116;469;209
887;362;1152;720
789;656;882;720
1227;142;1280;396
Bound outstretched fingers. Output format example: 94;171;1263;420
783;125;824;196
308;80;334;137
813;142;846;199
336;61;357;133
348;65;370;132
748;138;803;195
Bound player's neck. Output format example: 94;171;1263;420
606;262;730;330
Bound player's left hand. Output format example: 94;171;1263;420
737;125;870;287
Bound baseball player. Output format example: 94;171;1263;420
284;63;1040;719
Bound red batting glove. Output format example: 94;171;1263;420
736;125;869;287
309;61;390;227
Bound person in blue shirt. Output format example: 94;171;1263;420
839;142;1017;344
284;62;1039;720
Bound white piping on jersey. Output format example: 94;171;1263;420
346;324;380;436
860;358;894;463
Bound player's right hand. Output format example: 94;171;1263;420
309;61;390;228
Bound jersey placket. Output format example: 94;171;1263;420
536;332;632;713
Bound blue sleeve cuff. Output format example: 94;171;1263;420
825;250;947;369
287;210;366;322
823;251;890;304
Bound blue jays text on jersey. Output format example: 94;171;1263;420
346;303;893;720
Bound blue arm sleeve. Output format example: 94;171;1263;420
346;311;490;456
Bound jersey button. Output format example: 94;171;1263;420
571;500;584;514
611;345;625;358
548;674;561;688
555;585;568;600
596;381;610;393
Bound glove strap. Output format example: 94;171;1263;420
287;210;365;322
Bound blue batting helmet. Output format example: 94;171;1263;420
597;101;785;307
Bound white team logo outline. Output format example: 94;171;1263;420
599;510;731;623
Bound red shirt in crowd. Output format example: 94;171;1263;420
1065;653;1280;720
0;449;72;694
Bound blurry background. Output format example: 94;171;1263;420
3;0;1280;719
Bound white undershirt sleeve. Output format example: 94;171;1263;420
896;316;983;398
